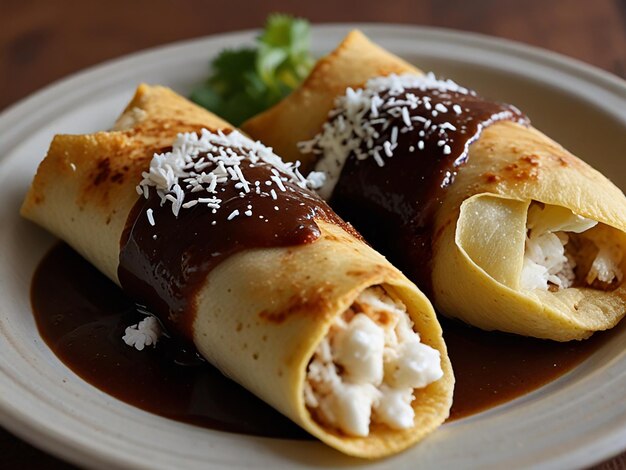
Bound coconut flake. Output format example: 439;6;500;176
137;129;322;227
123;316;162;351
146;208;155;226
300;73;477;199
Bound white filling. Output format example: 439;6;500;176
304;286;443;437
521;204;623;290
587;245;624;285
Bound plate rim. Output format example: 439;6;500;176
1;23;625;470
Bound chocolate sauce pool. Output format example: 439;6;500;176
34;243;309;438
327;84;528;292
32;243;610;437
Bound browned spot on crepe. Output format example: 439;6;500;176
259;283;334;324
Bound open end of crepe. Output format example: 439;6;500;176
521;202;624;292
303;285;443;437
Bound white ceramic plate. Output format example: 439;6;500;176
1;25;625;470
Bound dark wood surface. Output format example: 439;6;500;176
2;0;625;468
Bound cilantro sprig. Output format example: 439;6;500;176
190;14;314;126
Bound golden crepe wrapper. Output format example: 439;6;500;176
21;84;454;458
242;31;626;341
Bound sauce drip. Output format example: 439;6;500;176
326;81;528;291
32;243;611;436
119;154;346;340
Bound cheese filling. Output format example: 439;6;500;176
304;286;443;437
521;203;623;291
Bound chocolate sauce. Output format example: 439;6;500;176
328;84;528;292
118;154;347;340
33;243;310;439
442;315;615;420
32;243;611;434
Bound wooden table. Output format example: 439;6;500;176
2;0;625;468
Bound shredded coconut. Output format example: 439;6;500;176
299;73;476;199
304;286;443;437
123;315;162;351
146;208;155;226
137;129;321;220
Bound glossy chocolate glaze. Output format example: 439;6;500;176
328;85;528;292
32;243;611;436
118;152;347;341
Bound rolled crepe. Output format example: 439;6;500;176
21;84;453;458
242;31;626;341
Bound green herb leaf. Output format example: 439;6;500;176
190;14;313;126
